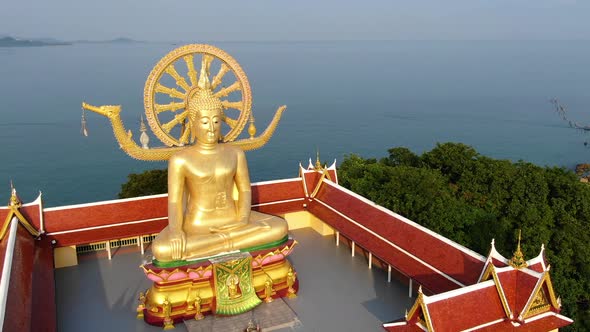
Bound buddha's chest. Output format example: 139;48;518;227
183;152;237;185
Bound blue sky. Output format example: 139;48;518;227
1;0;589;41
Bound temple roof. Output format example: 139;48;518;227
0;163;574;331
309;178;486;292
0;190;55;331
385;240;571;331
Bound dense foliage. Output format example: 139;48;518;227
118;169;168;199
339;143;589;331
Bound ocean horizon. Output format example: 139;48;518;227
1;40;589;206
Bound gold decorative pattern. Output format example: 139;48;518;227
251;240;298;267
521;270;561;319
82;44;286;160
142;259;294;322
1;187;40;240
406;287;434;331
211;253;261;315
144;44;252;146
509;230;528;269
81;102;285;160
140;264;213;283
528;287;550;315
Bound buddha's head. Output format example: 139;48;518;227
187;62;223;144
188;91;222;144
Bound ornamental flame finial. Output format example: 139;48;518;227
8;181;21;208
509;229;528;269
315;148;323;170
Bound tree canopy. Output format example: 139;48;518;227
339;143;589;331
118;169;168;199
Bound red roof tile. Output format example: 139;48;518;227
495;268;541;316
477;311;572;331
307;200;459;293
0;222;56;332
427;282;506;331
312;181;485;288
252;178;305;203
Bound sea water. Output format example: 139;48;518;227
1;40;589;206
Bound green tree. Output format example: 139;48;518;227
382;147;422;167
118;169;168;198
422;142;478;183
339;143;590;331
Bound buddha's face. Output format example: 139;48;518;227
194;107;222;144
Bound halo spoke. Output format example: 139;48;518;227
183;55;198;87
214;81;241;99
155;83;186;99
155;102;185;114
165;65;191;91
221;100;243;111
223;115;238;129
162;111;189;133
179;123;192;144
211;63;230;89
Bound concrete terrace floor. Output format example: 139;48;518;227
55;228;415;332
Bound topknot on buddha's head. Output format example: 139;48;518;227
187;60;223;122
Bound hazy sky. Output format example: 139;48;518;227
1;0;589;41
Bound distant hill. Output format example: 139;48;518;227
0;36;70;47
73;37;143;44
0;35;143;47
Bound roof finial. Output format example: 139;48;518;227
248;114;256;138
315;147;322;170
139;115;150;149
140;115;147;132
8;180;20;208
509;229;528;269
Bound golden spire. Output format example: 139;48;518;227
509;230;528;269
1;182;39;240
140;115;147;132
315;148;322;170
248;114;256;138
8;180;21;208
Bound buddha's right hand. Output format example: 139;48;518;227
169;230;186;260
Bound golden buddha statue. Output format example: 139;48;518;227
81;44;288;261
82;44;295;322
150;65;287;262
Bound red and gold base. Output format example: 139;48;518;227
138;239;298;327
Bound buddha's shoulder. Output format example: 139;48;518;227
221;144;244;155
169;149;194;165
